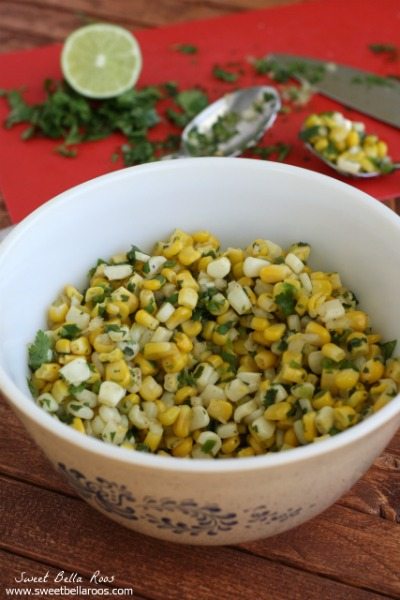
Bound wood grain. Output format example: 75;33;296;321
0;475;391;600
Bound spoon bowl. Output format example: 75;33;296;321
167;86;281;158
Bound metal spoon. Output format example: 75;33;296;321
304;141;400;179
165;86;281;159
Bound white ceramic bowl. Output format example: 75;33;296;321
1;158;400;545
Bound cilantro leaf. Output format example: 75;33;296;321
28;330;53;370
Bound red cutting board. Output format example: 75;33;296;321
0;0;400;223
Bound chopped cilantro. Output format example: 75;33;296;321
59;323;81;340
275;283;297;316
174;43;198;55
127;245;146;264
201;439;216;454
136;442;151;453
28;330;53;370
105;324;122;333
381;340;397;361
68;383;86;395
328;426;341;436
216;321;233;335
212;65;240;83
177;370;195;387
263;388;278;407
221;351;238;372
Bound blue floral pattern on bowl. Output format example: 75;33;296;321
58;463;303;536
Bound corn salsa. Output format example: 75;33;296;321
28;229;400;458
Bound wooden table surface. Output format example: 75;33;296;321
1;1;400;599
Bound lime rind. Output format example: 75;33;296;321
61;23;142;99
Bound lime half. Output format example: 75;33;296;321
61;23;142;99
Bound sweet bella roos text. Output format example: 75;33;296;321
15;570;115;584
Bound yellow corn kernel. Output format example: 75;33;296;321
166;307;192;330
174;332;192;354
34;363;60;382
321;343;346;362
250;316;269;331
307;292;327;318
346;389;368;410
334;406;357;430
202;321;215;341
173;405;192;438
55;338;71;354
347;310;368;331
237;446;255;458
335;368;359;390
238;276;254;288
106;301;130;320
159;406;181;427
311;279;332;296
233;339;248;356
225;247;244;264
259;264;291;283
135;309;159;330
143;342;177;360
254;350;278;370
72;417;85;434
92;334;115;353
280;364;306;384
305;321;331;346
212;331;229;346
264;401;292;421
172;437;193;457
304;114;322;128
251;331;269;346
125;392;140;406
282;350;302;365
377;140;388;158
192;230;210;243
181;320;202;338
295;290;309;316
142;278;163;291
163;239;184;258
264;323;286;342
197;256;213;272
121;442;134;450
178;246;201;266
360;359;385;384
248;435;265;455
367;344;381;359
139;375;163;401
64;285;83;304
178;287;198;310
105;359;131;387
220;435;240;454
206;354;224;369
367;333;381;344
176;270;199;290
175;386;196;404
144;429;163;452
385;359;400;383
162;351;188;373
134;353;157;376
283;427;298;447
373;394;391;412
232;261;244;279
207;399;233;423
239;355;258;371
161;268;177;284
70;336;91;356
51;379;69;403
90;276;108;287
98;348;124;363
314;138;328;152
48;303;69;323
312;390;334;410
302;411;317;442
346;130;360;148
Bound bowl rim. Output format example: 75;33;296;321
1;157;400;474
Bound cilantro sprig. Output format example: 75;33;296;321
28;330;53;370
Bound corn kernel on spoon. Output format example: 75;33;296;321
304;141;400;178
164;86;281;159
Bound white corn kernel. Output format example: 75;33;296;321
285;252;304;273
65;306;90;330
318;299;345;322
207;257;231;279
234;399;258;422
227;281;252;314
104;264;133;280
144;256;167;277
98;381;125;407
190;405;210;431
243;257;270;278
60;358;91;386
156;302;176;323
225;378;249;403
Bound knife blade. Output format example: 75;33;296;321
267;53;400;128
